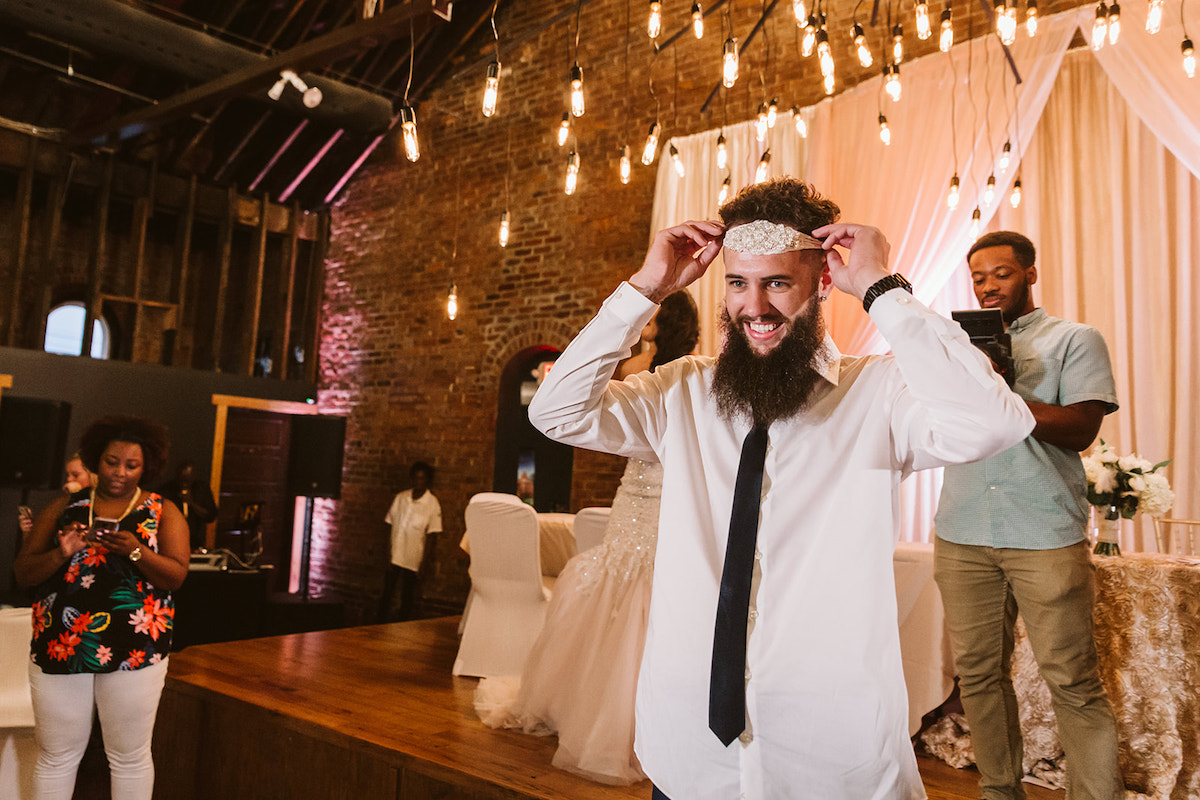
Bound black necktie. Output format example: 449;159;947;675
709;423;769;747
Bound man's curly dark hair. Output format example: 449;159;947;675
718;177;840;235
77;415;170;485
650;291;701;372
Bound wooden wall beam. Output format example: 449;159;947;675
173;175;198;368
82;157;113;358
211;184;236;373
5;138;36;347
276;200;300;381
242;194;269;376
129;160;157;360
35;157;72;350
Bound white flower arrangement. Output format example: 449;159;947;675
1081;440;1174;519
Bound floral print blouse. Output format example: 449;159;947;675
30;490;174;673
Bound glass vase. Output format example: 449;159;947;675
1092;503;1121;556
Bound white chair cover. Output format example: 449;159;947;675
453;493;552;678
572;507;611;554
0;606;36;800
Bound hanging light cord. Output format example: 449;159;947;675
404;14;415;105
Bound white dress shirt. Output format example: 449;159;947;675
385;489;443;571
528;282;1034;800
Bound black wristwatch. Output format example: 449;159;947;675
862;273;913;313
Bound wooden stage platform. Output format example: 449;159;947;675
152;616;1059;800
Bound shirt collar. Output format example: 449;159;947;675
814;334;841;387
1006;307;1046;333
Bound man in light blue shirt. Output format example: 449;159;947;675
934;231;1123;800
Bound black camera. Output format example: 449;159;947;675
952;309;1015;387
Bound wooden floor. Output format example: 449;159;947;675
152;616;1062;800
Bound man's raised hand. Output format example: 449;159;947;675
629;220;725;304
811;223;892;301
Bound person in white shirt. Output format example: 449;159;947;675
527;178;1034;800
378;461;443;622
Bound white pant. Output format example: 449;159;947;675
27;659;168;800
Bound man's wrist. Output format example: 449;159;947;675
862;274;913;313
627;278;666;304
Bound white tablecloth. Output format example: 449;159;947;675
893;542;956;736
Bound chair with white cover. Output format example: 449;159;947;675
0;606;37;799
572;507;611;554
453;493;553;678
1152;517;1200;555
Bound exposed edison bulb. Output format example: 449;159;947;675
669;144;686;178
817;29;835;77
823;72;836;95
984;174;997;205
718;174;732;205
916;0;932;39
998;140;1012;174
793;0;808;24
996;1;1017;45
716;133;728;169
853;23;874;67
940;6;954;51
802;16;818;56
722;37;739;87
755;102;770;142
692;2;704;38
1010;178;1023;208
767;98;779;128
498;210;510;247
446;284;458;321
564;150;580;196
1026;0;1038;36
1106;3;1120;45
556;112;570;147
756;151;771;184
878;114;891;146
1146;0;1162;33
642;122;661;165
648;0;662;39
570;64;585;117
792;107;809;138
482;60;500;117
971;207;982;236
946;174;961;209
892;24;905;63
400;105;419;162
1184;38;1196;78
1092;3;1108;51
620;144;632;184
885;64;902;102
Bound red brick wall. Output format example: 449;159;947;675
312;0;1087;621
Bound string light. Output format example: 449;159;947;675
693;2;705;38
792;107;809;138
446;284;458;321
946;174;961;208
767;98;779;128
892;23;905;63
498;210;510;247
817;28;835;80
802;16;818;56
1010;178;1023;208
998;140;1012;174
1184;37;1196;78
996;0;1017;44
717;133;728;169
940;5;954;51
557;112;571;146
1026;0;1038;36
719;174;732;205
793;0;808;24
878;114;892;145
570;64;585;117
824;72;836;95
916;0;933;39
400;105;420;162
642;122;661;164
648;0;662;39
1146;0;1162;33
482;60;501;117
1107;2;1121;45
564;150;580;195
970;207;982;236
756;102;770;141
984;173;997;205
723;36;740;87
756;150;771;183
885;63;902;101
853;23;874;67
620;144;632;184
1092;2;1108;50
668;143;687;177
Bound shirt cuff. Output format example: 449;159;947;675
604;282;661;328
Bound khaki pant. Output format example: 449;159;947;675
933;537;1123;800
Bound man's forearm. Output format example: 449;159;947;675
1025;400;1106;452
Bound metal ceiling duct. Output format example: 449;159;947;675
0;0;394;132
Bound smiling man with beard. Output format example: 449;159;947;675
528;179;1035;800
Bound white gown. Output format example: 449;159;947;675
474;458;663;785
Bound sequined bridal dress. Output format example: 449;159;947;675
474;457;663;785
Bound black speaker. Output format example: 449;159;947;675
0;396;72;489
287;415;346;499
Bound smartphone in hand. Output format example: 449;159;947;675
87;517;120;544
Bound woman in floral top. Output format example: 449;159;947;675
15;415;189;800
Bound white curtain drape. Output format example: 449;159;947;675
650;13;1197;546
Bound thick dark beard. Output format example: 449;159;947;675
710;299;827;425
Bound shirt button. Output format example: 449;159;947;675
896;295;912;304
739;732;753;744
744;666;752;680
754;548;763;561
749;609;759;620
